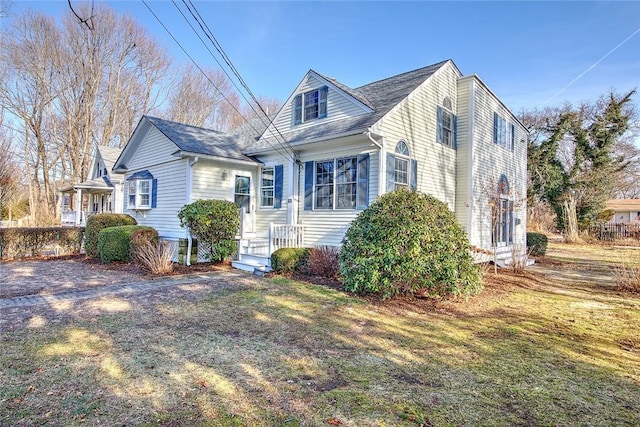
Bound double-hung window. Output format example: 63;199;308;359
437;97;457;148
494;114;516;150
293;86;328;124
128;179;151;209
393;141;410;189
304;155;369;211
260;167;274;207
127;170;156;210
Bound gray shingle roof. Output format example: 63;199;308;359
247;60;450;152
145;116;258;163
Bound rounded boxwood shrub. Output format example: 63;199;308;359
85;213;137;259
98;225;155;263
177;199;240;262
526;232;548;256
271;247;310;273
339;189;483;299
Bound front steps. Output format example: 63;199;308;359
232;237;272;275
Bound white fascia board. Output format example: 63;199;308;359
244;129;367;156
174;151;263;167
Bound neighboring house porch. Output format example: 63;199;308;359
59;145;124;226
605;199;640;224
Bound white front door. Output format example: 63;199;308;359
235;175;254;234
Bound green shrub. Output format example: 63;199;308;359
177;199;240;262
526;232;548;256
339;189;483;299
85;213;136;259
98;225;154;263
0;227;84;260
271;247;310;273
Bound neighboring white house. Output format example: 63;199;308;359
113;59;528;271
60;145;125;226
605;199;640;224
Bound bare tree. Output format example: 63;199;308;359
166;64;235;130
0;5;171;223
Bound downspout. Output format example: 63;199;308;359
185;156;199;266
365;130;384;196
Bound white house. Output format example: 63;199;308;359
605;199;640;224
113;59;528;271
60;145;125;226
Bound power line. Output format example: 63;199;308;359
181;0;295;159
142;0;296;163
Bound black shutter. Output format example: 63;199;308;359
304;161;314;210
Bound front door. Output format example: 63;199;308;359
235;175;254;234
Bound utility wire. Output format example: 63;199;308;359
180;0;297;160
169;0;295;161
143;0;295;163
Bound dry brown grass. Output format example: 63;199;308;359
131;241;174;275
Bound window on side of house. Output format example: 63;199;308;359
394;141;410;190
314;160;334;209
336;157;357;209
437;98;457;149
493;113;508;148
492;174;514;246
127;179;152;209
293;86;328;125
260;167;274;207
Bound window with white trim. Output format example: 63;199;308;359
394;141;410;190
128;179;151;209
294;86;328;124
437;98;457;149
494;117;516;151
492;175;514;246
309;156;368;210
260;167;274;207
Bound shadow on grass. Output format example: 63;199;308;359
2;266;639;426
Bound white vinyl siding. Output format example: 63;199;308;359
126;127;179;171
124;159;187;239
454;78;473;234
459;76;527;250
377;61;460;209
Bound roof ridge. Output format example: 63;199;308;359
355;59;450;90
144;115;226;135
311;70;375;110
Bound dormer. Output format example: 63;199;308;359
293;86;328;125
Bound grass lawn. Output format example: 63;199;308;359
1;242;639;426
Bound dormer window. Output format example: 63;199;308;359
294;86;328;125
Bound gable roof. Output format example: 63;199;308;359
114;116;259;171
145;116;257;162
246;59;452;153
606;199;640;211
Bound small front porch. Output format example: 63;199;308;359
232;223;305;274
60;178;116;226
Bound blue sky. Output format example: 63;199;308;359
6;1;640;115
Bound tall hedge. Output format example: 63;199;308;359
339;189;483;299
85;213;137;259
177;199;240;262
